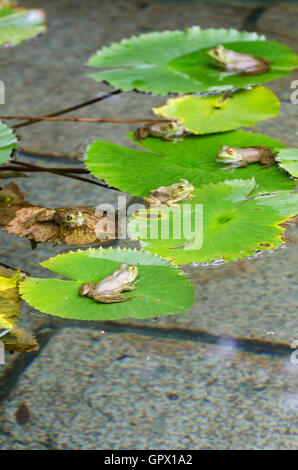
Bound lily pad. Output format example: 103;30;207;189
153;86;280;134
85;130;295;196
128;179;298;265
0;266;38;353
87;27;297;94
19;248;195;321
0;120;17;164
275;148;298;179
0;1;46;47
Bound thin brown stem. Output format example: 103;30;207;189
0;165;89;174
3;161;90;174
20;148;81;160
1;115;161;124
11;89;122;129
7;160;120;191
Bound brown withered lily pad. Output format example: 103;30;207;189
0;183;117;246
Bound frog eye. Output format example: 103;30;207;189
227;148;234;155
178;183;185;189
168;122;175;129
128;266;136;272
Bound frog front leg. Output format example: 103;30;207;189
122;283;138;292
186;194;197;200
166;200;180;207
162;135;184;143
234;161;248;168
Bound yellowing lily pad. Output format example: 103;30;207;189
153;86;280;134
0;266;38;353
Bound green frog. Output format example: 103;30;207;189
54;209;86;228
217;145;277;169
144;179;196;207
79;263;138;303
207;45;271;76
134;120;188;142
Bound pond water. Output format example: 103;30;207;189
0;0;297;450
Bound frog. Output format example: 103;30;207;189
144;179;196;207
217;145;278;169
206;44;271;76
54;209;86;228
79;263;138;303
134;119;188;142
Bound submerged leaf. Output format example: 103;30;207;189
19;248;195;321
0;181;26;205
128;179;298;265
87;27;297;94
85;130;295;197
0;1;46;47
0;266;38;353
0;120;18;164
153;86;280;134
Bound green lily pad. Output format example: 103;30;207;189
87;27;297;94
0;120;17;164
85;130;295;197
0;1;46;47
128;179;298;265
153;86;280;134
275;148;298;178
19;248;195;321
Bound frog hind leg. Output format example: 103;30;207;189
144;196;161;206
240;63;270;76
92;292;133;303
259;154;277;169
134;127;149;142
